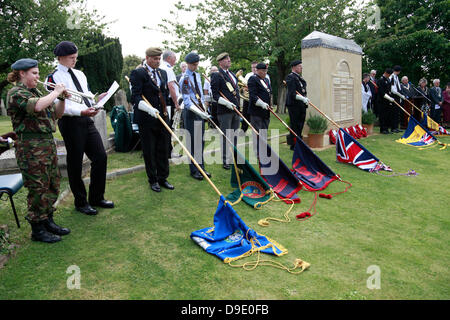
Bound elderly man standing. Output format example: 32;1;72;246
430;79;443;123
161;50;181;158
210;52;240;170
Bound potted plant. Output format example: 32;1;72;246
362;109;376;135
306;114;328;148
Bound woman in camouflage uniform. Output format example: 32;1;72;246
6;58;70;243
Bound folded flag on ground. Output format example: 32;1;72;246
397;116;438;148
336;128;392;172
190;195;310;273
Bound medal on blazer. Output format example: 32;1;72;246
226;82;236;95
260;79;270;93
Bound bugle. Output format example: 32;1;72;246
38;80;97;104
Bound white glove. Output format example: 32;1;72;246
189;105;211;120
255;98;269;110
218;96;236;110
296;94;309;104
384;94;395;102
138;100;159;118
394;91;406;100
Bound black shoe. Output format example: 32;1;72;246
223;164;231;170
380;130;389;134
76;204;98;216
42;214;70;236
203;170;212;178
392;129;400;133
30;221;61;243
150;182;161;192
159;180;174;190
90;199;114;209
191;172;203;180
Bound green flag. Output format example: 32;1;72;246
226;147;273;209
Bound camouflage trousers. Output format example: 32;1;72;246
15;137;60;222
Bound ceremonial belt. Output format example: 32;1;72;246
144;66;168;118
19;132;53;140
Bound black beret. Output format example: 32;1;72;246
256;63;267;70
290;60;302;67
393;65;402;72
185;52;200;64
53;41;78;56
11;58;38;71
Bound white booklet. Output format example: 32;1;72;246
94;81;120;109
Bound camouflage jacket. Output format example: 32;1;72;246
6;82;57;134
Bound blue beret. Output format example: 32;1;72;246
290;60;302;67
11;58;38;71
185;52;200;64
54;41;78;56
256;63;267;70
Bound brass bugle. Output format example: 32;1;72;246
38;80;96;103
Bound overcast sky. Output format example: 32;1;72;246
85;0;198;58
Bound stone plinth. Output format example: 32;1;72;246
302;31;363;146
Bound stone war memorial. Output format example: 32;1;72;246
301;31;363;147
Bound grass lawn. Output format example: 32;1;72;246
0;113;449;300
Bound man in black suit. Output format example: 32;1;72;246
248;63;272;133
285;60;309;150
210;52;240;170
129;47;174;192
429;79;443;123
376;68;395;134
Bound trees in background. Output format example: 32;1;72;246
0;0;111;98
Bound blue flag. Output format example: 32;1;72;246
191;195;287;263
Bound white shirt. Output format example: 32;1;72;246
143;63;160;87
390;73;401;95
160;61;178;98
362;83;372;112
49;63;94;116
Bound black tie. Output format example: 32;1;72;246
193;73;201;97
152;70;158;86
68;68;91;107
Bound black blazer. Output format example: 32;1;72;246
211;68;240;115
429;86;443;105
129;66;169;125
376;76;392;104
285;72;307;110
248;74;271;119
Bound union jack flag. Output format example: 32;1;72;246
336;128;390;172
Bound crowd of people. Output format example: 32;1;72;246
362;67;450;132
11;41;448;244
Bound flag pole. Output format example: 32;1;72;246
282;80;340;129
201;73;259;136
143;96;222;197
257;95;299;139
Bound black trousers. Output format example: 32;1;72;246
287;105;306;144
58;116;107;207
379;102;395;132
138;120;170;184
241;99;250;132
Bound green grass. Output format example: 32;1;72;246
0;115;449;300
0;115;114;141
